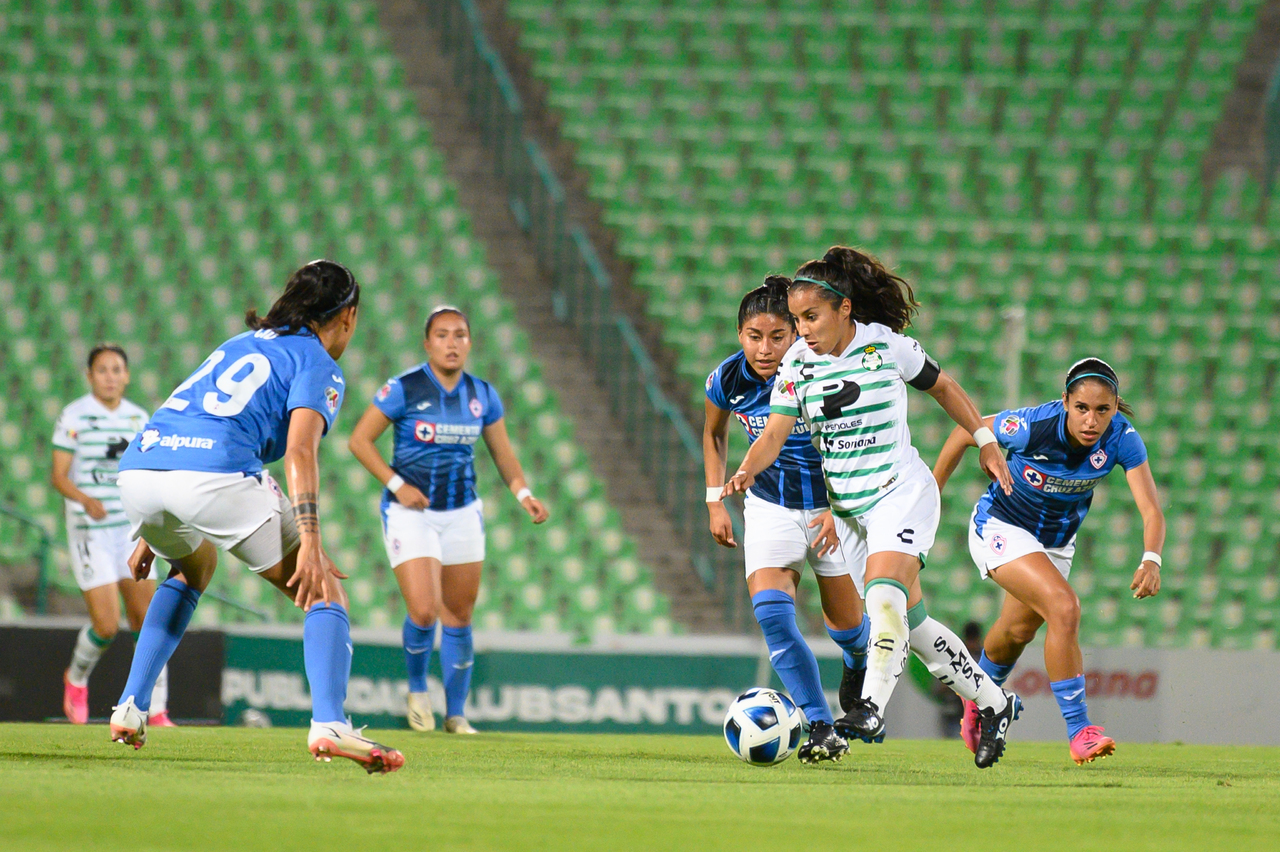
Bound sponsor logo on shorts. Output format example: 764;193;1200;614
392;538;401;554
990;535;1007;555
1001;415;1022;436
1090;450;1107;469
139;430;215;452
469;397;484;418
1022;466;1045;489
324;387;340;414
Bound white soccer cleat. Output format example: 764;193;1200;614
443;715;478;734
307;720;405;775
406;692;436;732
110;696;148;750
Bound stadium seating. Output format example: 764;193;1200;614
0;0;672;637
509;0;1278;647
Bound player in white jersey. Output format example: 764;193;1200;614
724;246;1020;768
50;344;173;727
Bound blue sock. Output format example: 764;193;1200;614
402;617;436;694
1050;675;1092;740
304;603;352;724
978;650;1016;687
439;625;474;718
826;616;869;671
752;590;832;725
120;578;200;712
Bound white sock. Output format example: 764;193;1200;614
861;581;910;713
67;624;112;687
149;664;169;715
910;616;1008;711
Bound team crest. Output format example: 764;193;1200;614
414;421;436;443
861;346;882;371
1000;415;1022;436
990;535;1007;555
1022;467;1045;489
469;397;484;418
1090;450;1107;469
324;387;340;414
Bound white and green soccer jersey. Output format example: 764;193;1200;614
52;395;149;530
770;324;937;519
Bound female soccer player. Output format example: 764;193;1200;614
704;277;867;764
349;306;549;735
109;260;404;774
933;358;1164;765
51;344;173;727
723;247;1021;768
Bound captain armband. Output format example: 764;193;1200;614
908;356;941;391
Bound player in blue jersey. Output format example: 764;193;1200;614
933;358;1165;765
348;306;549;735
108;260;404;774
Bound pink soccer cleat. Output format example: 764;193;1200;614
63;671;89;725
308;721;405;775
1070;725;1116;765
149;710;178;727
960;698;980;754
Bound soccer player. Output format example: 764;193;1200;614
51;344;173;727
704;276;865;764
723;247;1021;768
933;358;1164;765
108;260;404;774
348;306;549;735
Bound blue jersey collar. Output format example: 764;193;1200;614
737;353;770;387
421;362;465;396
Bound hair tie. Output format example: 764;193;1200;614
794;275;847;301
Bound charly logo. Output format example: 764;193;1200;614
1090;450;1107;469
861;345;882;371
469;397;484;418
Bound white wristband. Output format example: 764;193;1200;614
973;426;997;449
515;487;532;502
706;487;723;503
1142;551;1162;568
385;474;405;493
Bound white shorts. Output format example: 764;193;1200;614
969;510;1076;580
742;492;855;580
839;458;940;581
382;499;485;568
118;469;299;572
67;514;154;591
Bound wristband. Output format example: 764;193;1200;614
706;487;723;503
515;487;532;502
973;426;997;449
386;474;405;493
1141;551;1162;568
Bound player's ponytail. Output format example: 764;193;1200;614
244;260;360;336
1065;357;1134;416
737;275;794;329
792;246;919;333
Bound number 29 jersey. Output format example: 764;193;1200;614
770;324;937;519
118;328;346;475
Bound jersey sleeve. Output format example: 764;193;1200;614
994;407;1034;453
51;406;76;451
288;360;345;433
371;377;406;421
769;360;801;417
705;365;729;409
885;332;939;390
1115;424;1149;470
482;382;505;427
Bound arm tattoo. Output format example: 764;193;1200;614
293;491;320;534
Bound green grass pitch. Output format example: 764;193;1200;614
1;724;1277;852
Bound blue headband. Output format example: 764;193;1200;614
794;275;847;302
1067;372;1118;394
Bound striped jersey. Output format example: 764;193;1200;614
770;325;935;519
373;363;505;512
974;400;1148;547
52;394;149;530
705;350;827;510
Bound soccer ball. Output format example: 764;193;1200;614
722;687;805;766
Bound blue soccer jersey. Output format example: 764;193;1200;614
706;350;827;511
974;400;1148;547
374;364;504;512
119;328;345;475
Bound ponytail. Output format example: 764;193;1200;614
737;275;794;329
245;259;360;336
792;246;919;332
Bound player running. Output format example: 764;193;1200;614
933;358;1164;765
51;344;174;727
349;306;549;735
109;260;404;774
723;247;1022;768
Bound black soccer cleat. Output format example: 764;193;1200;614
834;696;885;744
838;664;866;714
974;690;1023;769
797;720;848;764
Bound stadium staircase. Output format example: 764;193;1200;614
0;0;684;639
500;0;1280;649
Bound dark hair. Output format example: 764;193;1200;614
1064;357;1134;416
792;246;919;333
87;343;128;370
424;305;470;337
737;276;794;329
244;260;360;336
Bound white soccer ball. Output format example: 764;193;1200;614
723;687;805;766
